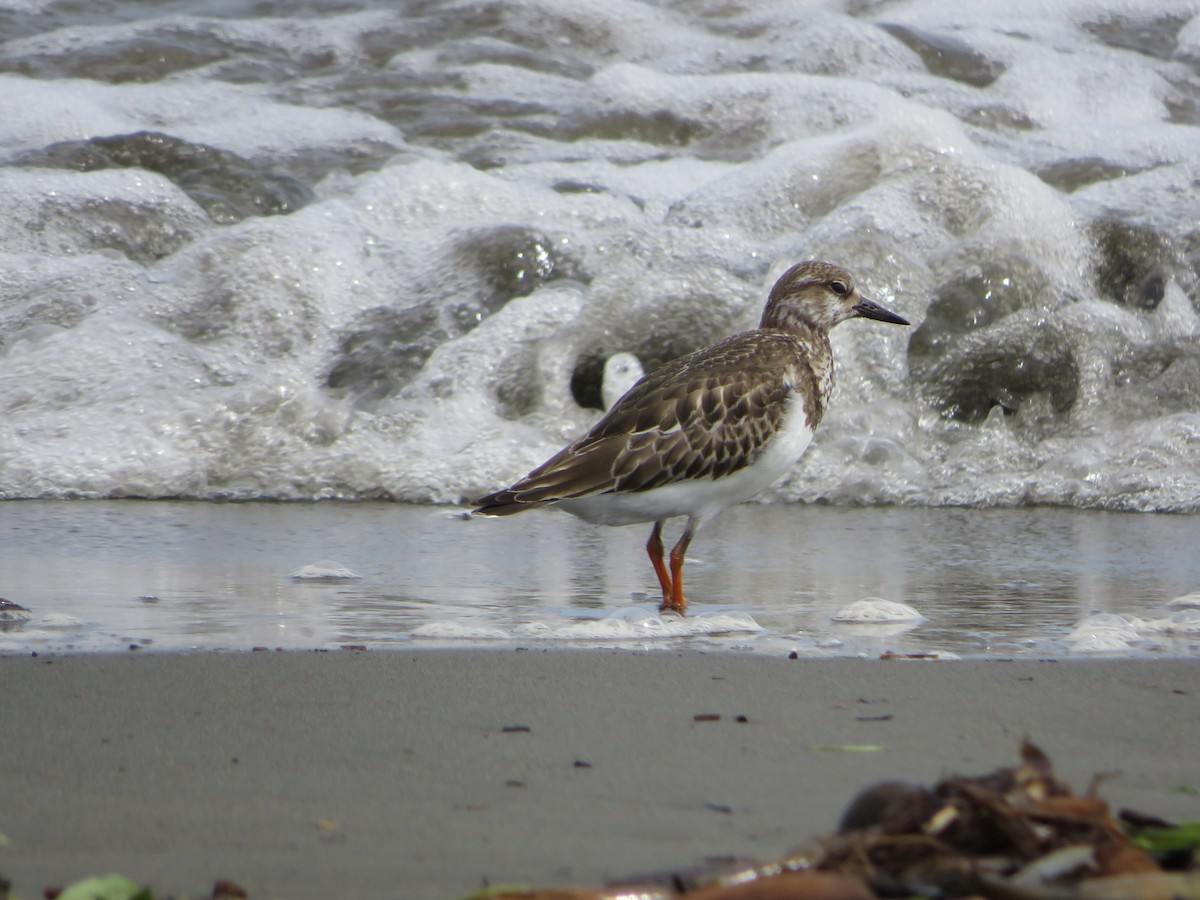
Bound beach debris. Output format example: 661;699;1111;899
459;740;1200;899
316;818;345;846
40;875;248;900
211;879;247;899
23;748;1200;900
1127;817;1200;856
48;873;150;900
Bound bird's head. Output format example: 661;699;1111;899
760;260;909;333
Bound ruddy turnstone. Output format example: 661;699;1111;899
472;260;909;614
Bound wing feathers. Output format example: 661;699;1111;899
473;330;826;514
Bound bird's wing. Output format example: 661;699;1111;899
475;332;819;512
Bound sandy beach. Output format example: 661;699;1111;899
2;650;1198;899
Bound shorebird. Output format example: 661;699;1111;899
472;260;909;614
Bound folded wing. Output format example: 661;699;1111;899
473;332;816;515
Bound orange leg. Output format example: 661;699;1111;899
645;521;673;609
664;520;697;615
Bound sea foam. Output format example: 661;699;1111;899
0;0;1198;510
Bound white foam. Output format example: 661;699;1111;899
1168;592;1200;609
1137;609;1200;635
290;561;363;582
38;612;85;628
1066;613;1142;653
601;352;644;411
0;167;207;259
0;600;33;624
832;598;926;624
410;621;511;641
0;35;402;158
411;607;762;644
0;1;1199;511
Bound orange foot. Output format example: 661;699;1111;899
646;521;693;616
658;597;687;616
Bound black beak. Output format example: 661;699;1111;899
853;296;909;326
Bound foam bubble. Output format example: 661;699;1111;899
0;599;33;627
1138;609;1200;635
290;561;363;582
39;612;85;628
1167;592;1200;609
1066;613;1142;653
601;352;644;411
832;598;926;624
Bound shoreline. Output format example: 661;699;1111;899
4;501;1200;658
3;650;1199;899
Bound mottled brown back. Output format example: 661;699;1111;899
473;329;826;514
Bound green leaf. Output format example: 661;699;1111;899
455;887;532;900
56;874;152;900
1130;821;1200;854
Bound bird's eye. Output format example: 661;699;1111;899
830;280;849;295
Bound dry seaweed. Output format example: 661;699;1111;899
464;740;1200;900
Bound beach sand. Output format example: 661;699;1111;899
2;650;1198;899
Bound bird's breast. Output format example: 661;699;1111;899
756;391;818;474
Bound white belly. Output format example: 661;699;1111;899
557;393;815;527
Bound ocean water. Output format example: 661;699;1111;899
0;0;1198;510
1;2;1200;654
2;500;1199;656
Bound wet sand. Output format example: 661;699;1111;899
3;650;1198;899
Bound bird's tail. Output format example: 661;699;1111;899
470;490;556;517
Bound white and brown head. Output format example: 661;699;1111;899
760;260;909;333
